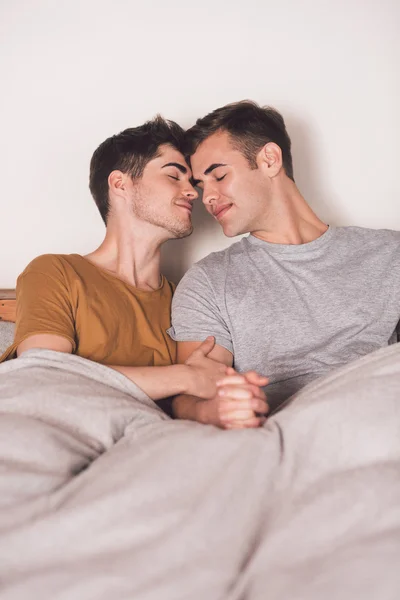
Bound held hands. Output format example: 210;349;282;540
184;336;269;429
197;367;269;429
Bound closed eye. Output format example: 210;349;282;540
168;175;179;181
216;174;226;182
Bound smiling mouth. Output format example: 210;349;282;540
213;204;233;220
175;203;193;214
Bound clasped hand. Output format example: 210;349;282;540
184;336;269;428
197;367;269;428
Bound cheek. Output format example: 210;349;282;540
242;173;266;203
221;176;249;203
136;180;155;199
220;178;235;199
148;180;176;201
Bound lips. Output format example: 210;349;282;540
213;204;233;220
175;202;193;213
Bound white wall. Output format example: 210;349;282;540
0;0;399;287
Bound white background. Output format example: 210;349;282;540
0;0;399;287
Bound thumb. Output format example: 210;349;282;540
192;336;215;358
244;371;269;386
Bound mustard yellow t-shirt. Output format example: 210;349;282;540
0;254;176;366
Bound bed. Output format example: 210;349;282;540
0;289;399;599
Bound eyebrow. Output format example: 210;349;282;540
192;163;227;187
161;162;188;174
204;163;227;175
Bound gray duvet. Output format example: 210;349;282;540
0;345;399;599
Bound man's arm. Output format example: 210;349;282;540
172;341;233;421
17;334;228;402
17;334;73;355
173;341;269;427
169;264;268;428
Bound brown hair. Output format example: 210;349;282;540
89;115;185;224
185;100;294;181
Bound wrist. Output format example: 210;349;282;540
178;364;194;396
195;399;208;424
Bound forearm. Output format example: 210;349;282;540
108;364;189;401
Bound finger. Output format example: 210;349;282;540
217;386;253;400
224;417;263;429
216;375;247;387
252;398;269;414
220;402;268;418
193;336;215;357
217;384;268;404
246;384;267;400
219;390;269;415
217;381;267;403
219;397;268;413
244;370;267;381
219;399;256;413
244;373;269;387
217;373;268;387
220;410;255;423
243;371;269;386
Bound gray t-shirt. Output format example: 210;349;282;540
168;226;400;411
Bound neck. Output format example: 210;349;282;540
85;216;166;291
252;178;328;245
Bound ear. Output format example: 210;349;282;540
108;170;129;198
256;142;283;178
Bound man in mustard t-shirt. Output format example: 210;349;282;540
0;115;268;413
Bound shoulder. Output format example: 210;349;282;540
335;226;400;250
20;254;67;276
175;237;249;293
15;255;78;311
18;254;83;290
336;226;400;244
20;253;89;276
181;237;248;286
196;237;248;270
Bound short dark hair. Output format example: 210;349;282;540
185;100;294;181
89;115;185;224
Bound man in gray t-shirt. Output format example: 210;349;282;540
168;101;400;427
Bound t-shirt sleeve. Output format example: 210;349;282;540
0;255;76;361
167;264;233;354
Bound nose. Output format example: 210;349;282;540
182;183;198;201
202;183;219;206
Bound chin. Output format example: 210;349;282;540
172;224;193;239
221;222;241;238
